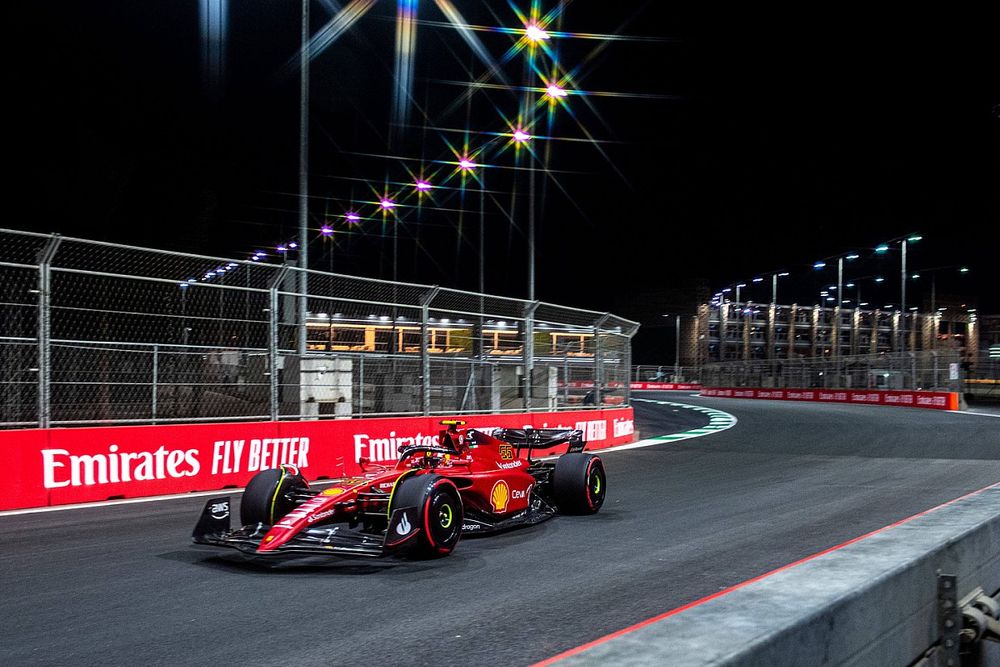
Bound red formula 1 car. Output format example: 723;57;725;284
192;420;606;562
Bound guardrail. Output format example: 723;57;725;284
548;483;1000;666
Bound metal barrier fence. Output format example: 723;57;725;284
698;350;965;392
631;365;704;385
0;229;639;428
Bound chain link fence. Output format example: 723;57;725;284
698;350;965;392
631;365;704;384
0;229;639;429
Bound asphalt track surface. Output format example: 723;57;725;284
3;394;999;666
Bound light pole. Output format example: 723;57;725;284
674;314;681;381
297;0;310;360
663;314;682;381
909;265;971;344
877;234;922;356
770;272;790;305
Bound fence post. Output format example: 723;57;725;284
932;351;939;389
359;354;365;416
623;331;632;406
268;266;288;421
523;301;539;411
36;234;62;428
593;314;610;406
151;344;158;424
420;286;439;416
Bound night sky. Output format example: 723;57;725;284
8;3;999;324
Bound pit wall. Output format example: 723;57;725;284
1;408;635;511
700;387;960;411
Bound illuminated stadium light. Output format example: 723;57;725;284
414;180;432;191
288;242;298;249
752;277;763;283
277;245;288;253
960;267;970;273
813;261;826;269
345;212;361;223
458;158;477;171
875;276;885;283
379;198;396;210
875;244;890;253
512;129;531;143
545;84;568;98
911;273;920;279
320;225;333;236
846;253;860;260
907;235;923;242
524;23;550;42
846;282;855;288
736;283;747;288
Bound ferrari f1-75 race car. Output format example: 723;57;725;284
192;420;606;561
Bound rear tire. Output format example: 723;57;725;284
240;465;308;526
553;453;606;515
390;475;463;558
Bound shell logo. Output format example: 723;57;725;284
490;480;510;513
322;488;346;496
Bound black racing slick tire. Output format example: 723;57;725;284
240;465;308;526
553;453;606;515
390;475;463;558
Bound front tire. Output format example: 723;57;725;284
390;475;463;558
240;465;308;526
553;453;606;515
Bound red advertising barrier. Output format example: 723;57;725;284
630;382;702;391
0;408;635;511
700;387;959;411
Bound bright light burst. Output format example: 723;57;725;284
380;198;397;210
544;83;568;98
415;180;433;191
512;128;531;143
458;158;477;171
320;225;334;236
524;23;550;42
345;212;361;223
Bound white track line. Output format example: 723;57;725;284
0;402;737;518
947;410;1000;419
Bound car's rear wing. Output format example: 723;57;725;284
492;428;586;461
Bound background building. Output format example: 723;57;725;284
686;301;979;366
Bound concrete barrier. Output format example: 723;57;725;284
550;483;1000;665
700;387;961;411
